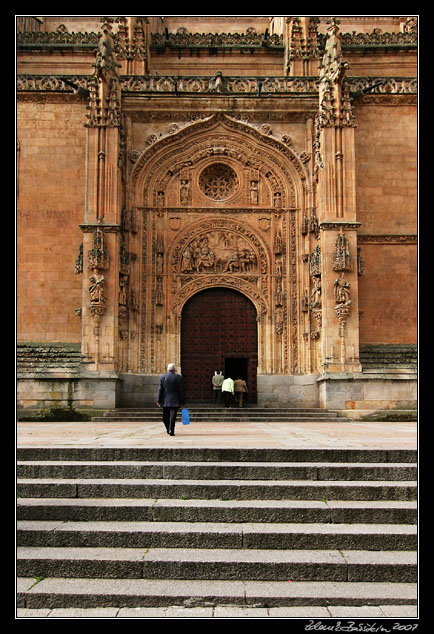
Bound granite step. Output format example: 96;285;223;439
17;447;417;463
17;578;418;610
91;407;347;423
16;460;417;482
16;546;417;582
16;477;417;502
16;497;418;525
17;520;417;550
90;416;347;422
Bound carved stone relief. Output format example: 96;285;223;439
179;232;257;275
170;218;269;278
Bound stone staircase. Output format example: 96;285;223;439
360;344;417;373
91;407;347;423
17;447;417;612
17;342;83;377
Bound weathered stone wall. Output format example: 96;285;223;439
355;105;417;235
355;104;417;344
257;375;320;408
17;102;85;343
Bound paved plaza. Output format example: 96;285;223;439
17;418;417;451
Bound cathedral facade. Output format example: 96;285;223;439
16;16;417;417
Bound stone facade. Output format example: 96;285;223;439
16;16;417;416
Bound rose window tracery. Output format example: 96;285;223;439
199;163;238;200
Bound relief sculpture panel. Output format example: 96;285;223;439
179;231;257;275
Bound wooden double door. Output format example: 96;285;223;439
181;288;258;402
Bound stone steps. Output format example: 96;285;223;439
91;407;347;423
17;460;417;481
17;578;417;610
359;344;417;373
17;520;417;550
16;478;416;502
17;498;418;525
17;447;417;610
17;546;416;582
17;447;416;462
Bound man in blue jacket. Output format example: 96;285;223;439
156;363;186;436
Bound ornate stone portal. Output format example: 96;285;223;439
130;113;307;383
77;18;370;407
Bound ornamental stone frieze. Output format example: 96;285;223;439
16;24;417;50
17;74;417;98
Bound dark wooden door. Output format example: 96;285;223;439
181;288;258;401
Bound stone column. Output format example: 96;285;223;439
80;18;125;378
314;18;362;375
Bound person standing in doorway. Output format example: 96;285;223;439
156;363;186;436
212;371;224;404
234;377;248;408
221;376;235;408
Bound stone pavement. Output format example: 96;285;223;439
16;604;418;618
16;418;417;450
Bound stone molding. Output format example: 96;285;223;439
16;28;417;50
17;75;417;96
357;234;417;244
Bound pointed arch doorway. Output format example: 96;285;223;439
181;288;258;402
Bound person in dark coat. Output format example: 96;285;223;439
156;363;186;436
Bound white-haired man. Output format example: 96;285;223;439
156;363;186;436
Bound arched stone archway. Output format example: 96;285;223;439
130;112;311;388
181;288;258;401
129;113;308;209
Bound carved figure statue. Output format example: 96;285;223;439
223;251;240;272
249;180;259;203
180;179;190;204
209;70;224;92
156;253;164;274
89;274;106;305
181;246;194;272
333;272;351;305
196;244;216;272
275;307;284;335
94;23;121;80
308;210;319;236
180;232;258;275
311;276;322;308
119;275;128;307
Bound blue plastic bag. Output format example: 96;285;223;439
182;408;190;425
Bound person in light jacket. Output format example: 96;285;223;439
234;377;248;408
156;363;186;436
221;376;235;408
212;371;224;404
